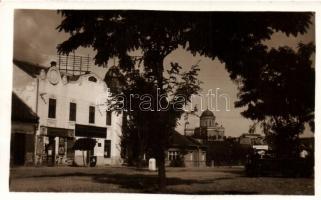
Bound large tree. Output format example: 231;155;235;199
57;11;313;190
235;43;315;157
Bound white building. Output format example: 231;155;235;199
12;58;122;166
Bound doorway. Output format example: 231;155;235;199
12;133;26;166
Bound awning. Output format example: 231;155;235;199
75;124;107;138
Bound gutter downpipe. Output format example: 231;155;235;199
34;76;40;166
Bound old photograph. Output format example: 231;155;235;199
9;9;315;195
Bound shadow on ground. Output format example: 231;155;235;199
12;170;255;194
92;173;258;194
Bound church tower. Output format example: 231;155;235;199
199;109;225;141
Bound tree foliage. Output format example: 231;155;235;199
57;10;313;189
106;61;201;167
235;42;315;157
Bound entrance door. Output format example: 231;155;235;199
86;149;94;165
46;137;56;166
67;138;75;164
13;133;26;165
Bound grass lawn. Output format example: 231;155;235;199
9;166;314;194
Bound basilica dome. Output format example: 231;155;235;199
200;109;215;118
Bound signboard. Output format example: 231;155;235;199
58;137;66;155
75;124;107;138
253;145;269;150
40;126;74;138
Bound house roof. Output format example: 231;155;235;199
13;59;48;78
240;133;263;138
169;131;207;149
11;92;39;123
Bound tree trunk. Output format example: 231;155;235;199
137;141;144;168
154;53;168;192
157;151;166;192
137;115;144;169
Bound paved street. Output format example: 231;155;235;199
9;166;313;194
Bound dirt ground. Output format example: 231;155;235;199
9;166;314;194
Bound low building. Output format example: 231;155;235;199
11;92;39;166
239;133;265;146
166;131;207;168
12;57;122;166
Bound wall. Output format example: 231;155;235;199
37;69;122;166
165;148;206;168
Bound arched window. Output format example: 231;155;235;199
88;76;97;82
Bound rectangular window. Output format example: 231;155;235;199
48;98;56;118
69;102;76;121
104;140;111;158
168;151;179;161
89;106;95;124
106;111;112;125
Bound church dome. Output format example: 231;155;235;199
200;109;215;118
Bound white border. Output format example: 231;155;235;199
0;1;320;200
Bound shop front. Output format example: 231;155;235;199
38;126;74;166
74;124;107;166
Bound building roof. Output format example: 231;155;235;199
13;59;48;78
200;109;215;118
169;131;206;149
240;133;263;138
11;92;39;123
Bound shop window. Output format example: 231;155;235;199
104;140;111;158
106;111;112;125
69;102;76;121
48;98;56;118
89;106;95;124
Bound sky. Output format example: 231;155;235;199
13;9;315;137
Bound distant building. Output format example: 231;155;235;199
12;58;122;166
184;109;225;141
239;133;265;146
183;111;200;136
166;131;207;168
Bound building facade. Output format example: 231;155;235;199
12;59;122;166
11;93;39;166
184;109;225;141
166;131;207;168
